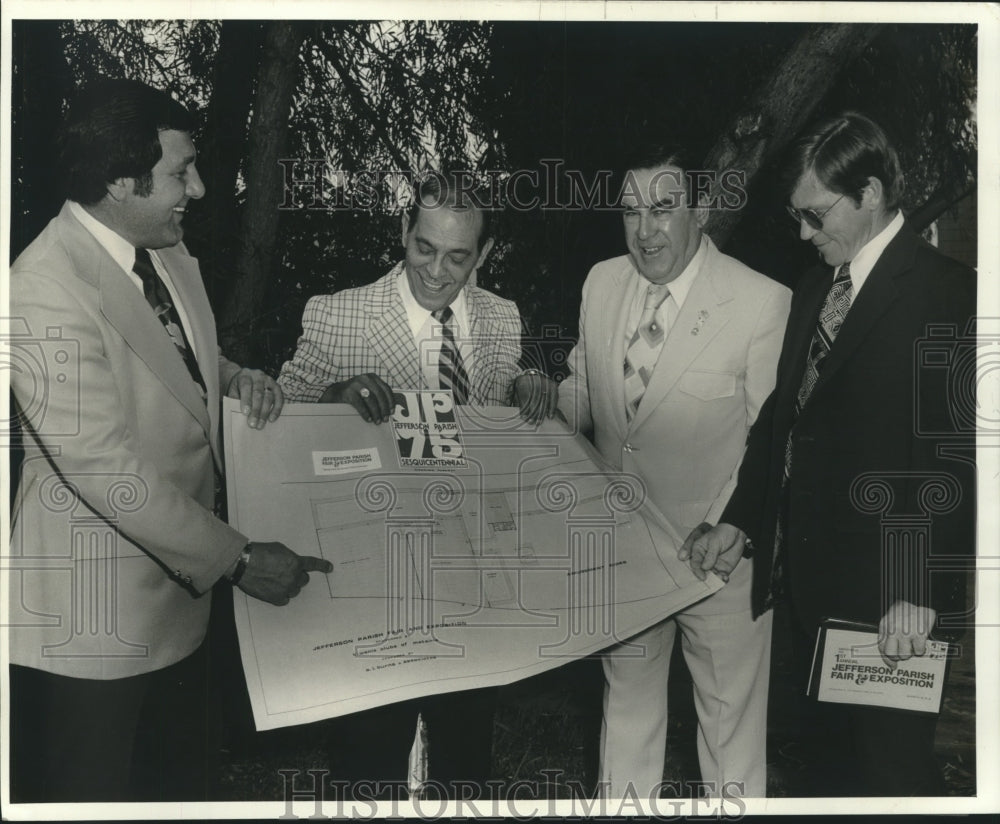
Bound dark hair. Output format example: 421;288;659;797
620;138;701;181
616;136;703;203
405;171;493;250
783;111;905;210
59;79;196;205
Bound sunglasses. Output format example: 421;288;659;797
785;193;846;231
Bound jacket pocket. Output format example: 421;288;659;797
678;370;736;401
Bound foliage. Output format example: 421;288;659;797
260;21;501;370
60;20;219;106
830;23;977;209
485;22;977;334
728;23;977;286
11;19;978;372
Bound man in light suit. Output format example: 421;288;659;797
558;142;790;799
7;79;331;802
279;173;557;795
683;112;975;795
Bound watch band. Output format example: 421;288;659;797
228;542;253;585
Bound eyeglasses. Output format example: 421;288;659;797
785;194;846;231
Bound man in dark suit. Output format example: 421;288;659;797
680;111;975;796
7;79;331;802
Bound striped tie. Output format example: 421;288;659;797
623;282;671;421
766;261;853;609
433;306;470;405
133;248;206;394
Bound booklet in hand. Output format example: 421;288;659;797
806;618;951;715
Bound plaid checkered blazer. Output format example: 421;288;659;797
279;263;522;404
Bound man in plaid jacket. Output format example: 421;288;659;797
278;174;557;796
280;177;556;423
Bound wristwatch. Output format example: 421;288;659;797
227;542;253;585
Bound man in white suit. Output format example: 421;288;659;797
558;143;790;799
7;79;330;802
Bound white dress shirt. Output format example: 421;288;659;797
624;233;709;343
69;200;200;362
839;209;904;301
396;268;475;390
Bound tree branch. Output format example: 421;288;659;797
703;23;884;248
311;28;411;173
907;183;976;233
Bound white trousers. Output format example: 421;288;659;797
599;560;771;799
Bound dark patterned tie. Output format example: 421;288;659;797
133;248;206;393
433;306;471;405
766;262;854;609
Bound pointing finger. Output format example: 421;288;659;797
301;556;333;573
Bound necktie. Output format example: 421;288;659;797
432;306;471;405
132;248;206;393
623;282;671;421
766;261;854;609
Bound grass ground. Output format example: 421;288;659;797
215;601;976;802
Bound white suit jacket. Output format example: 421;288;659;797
278;263;522;405
8;202;248;678
559;237;790;537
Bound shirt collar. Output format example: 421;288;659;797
841;210;904;295
68;199;138;277
396;263;469;337
633;233;707;311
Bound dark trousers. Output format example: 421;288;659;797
785;612;943;796
9;644;215;803
327;686;497;799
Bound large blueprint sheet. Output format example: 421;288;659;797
223;395;721;730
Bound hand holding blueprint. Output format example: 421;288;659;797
223;392;721;730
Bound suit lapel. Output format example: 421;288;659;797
805;225;911;405
100;263;211;433
56;207;211;435
365;272;425;391
774;267;830;427
157;244;222;449
466;288;497;402
599;260;636;435
158;246;217;395
629;241;733;431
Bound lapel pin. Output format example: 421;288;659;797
691;310;709;335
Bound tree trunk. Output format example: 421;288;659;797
194;20;265;307
219;21;306;367
312;27;411;173
703;24;884;247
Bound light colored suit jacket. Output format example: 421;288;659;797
278;263;522;404
8;202;248;679
559;237;790;539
